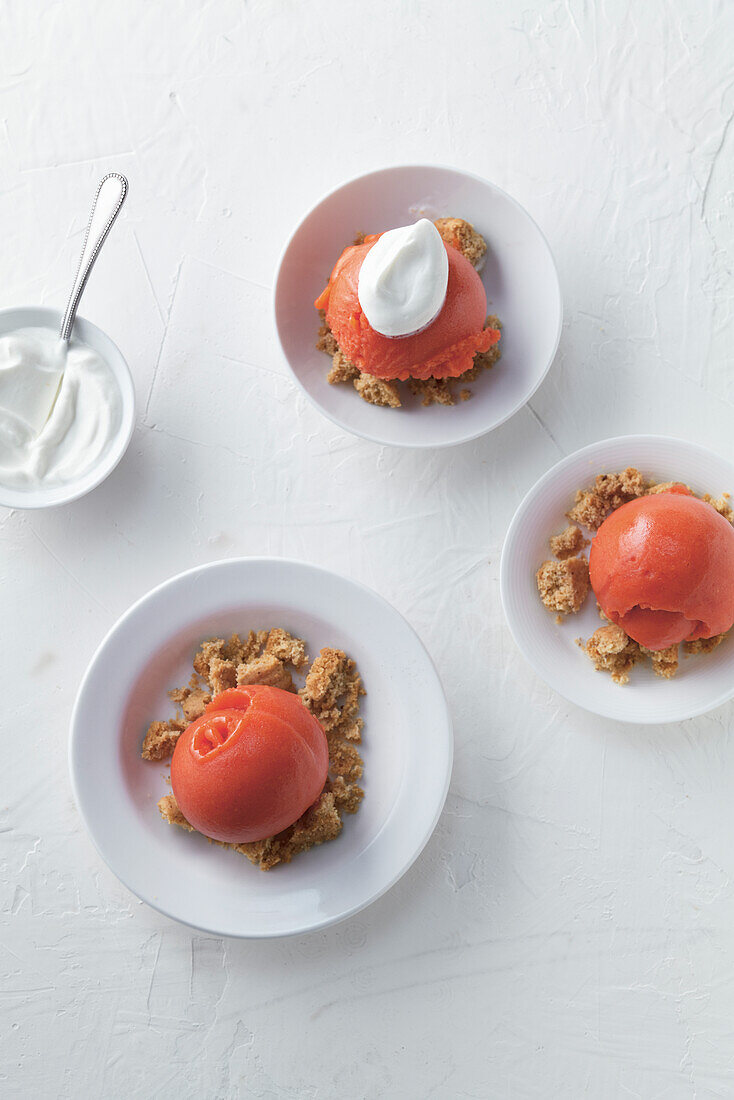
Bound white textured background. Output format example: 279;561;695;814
2;1;734;1096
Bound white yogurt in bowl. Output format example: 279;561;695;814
0;307;135;509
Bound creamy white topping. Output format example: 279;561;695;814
0;327;121;490
357;219;449;337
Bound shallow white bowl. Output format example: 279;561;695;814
69;558;453;937
0;306;135;509
501;435;734;724
274;165;562;449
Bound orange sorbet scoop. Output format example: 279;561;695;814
315;236;500;381
589;489;734;650
171;686;328;843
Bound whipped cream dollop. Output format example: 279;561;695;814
0;327;121;490
357;219;449;337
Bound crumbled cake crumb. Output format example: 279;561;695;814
646;480;683;495
208;656;238;694
567;467;647;530
550;525;589;560
264;628;308;668
142;720;184;762
158;793;194;829
702;492;734;524
354;372;401;408
684;633;727;655
329;774;364;814
237;653;293;691
301;647;365;734
169;675;211;722
408;315;502;406
582;625;642;685
434;217;487;270
327;739;364;783
316;315;339;357
536;557;590;615
193;633;265;681
234;790;345;871
144;630;365;871
641;644;679;679
472;316;502;372
327;347;360;385
408;376;456;407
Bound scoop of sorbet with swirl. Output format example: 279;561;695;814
589;487;734;650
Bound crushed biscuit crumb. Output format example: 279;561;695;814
550;525;589;561
142;720;184;762
158;793;194;830
354;373;402;408
582;625;642;685
567;467;647;530
536;557;590;615
408;376;456;407
702;492;734;524
646;480;684;496
434;217;487;270
300;647;365;735
316;315;339;357
640;644;679;680
264;627;308;669
237;653;293;691
169;675;211;723
208;656;238;694
327;347;360;385
684;633;728;655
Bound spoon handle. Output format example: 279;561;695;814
59;173;128;342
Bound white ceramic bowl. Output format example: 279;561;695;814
274;165;562;449
69;558;453;937
501;435;734;724
0;306;135;509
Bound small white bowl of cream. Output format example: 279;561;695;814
0;306;134;509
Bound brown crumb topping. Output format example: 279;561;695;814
581;625;643;685
536;557;590;615
567;467;647;530
264;627;309;669
237;653;294;691
702;492;734;524
325;343;360;385
646;480;685;495
641;644;679;680
354;372;401;408
684;633;727;655
141;720;185;762
169;676;211;722
434;217;487;270
550;525;589;561
317;219;501;408
143;629;364;871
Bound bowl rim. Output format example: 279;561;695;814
68;555;454;937
273;162;563;450
0;305;135;510
500;433;734;724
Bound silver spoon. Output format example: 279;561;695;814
42;173;128;424
59;172;128;342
